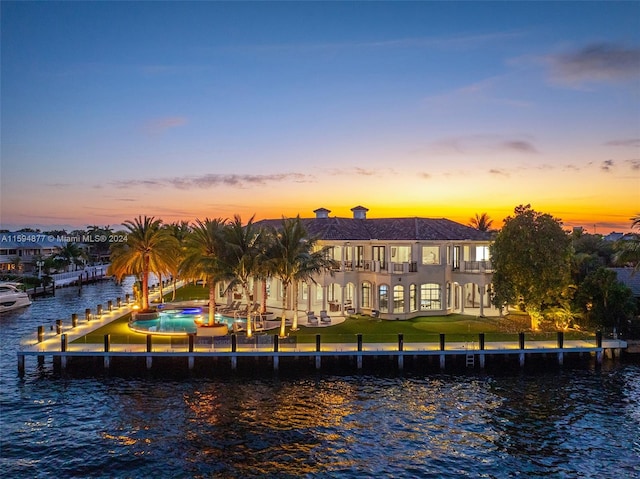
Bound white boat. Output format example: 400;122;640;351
0;282;32;313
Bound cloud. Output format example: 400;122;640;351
502;140;538;153
432;134;538;155
230;30;525;55
625;159;640;171
423;76;532;109
606;138;640;147
111;173;311;190
601;159;615;172
143;116;187;135
489;169;510;177
548;43;640;86
353;167;377;176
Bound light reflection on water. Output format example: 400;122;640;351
1;280;639;478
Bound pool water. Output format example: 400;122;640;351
129;307;242;335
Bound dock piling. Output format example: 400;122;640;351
231;334;237;370
315;334;321;370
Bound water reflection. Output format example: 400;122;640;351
1;280;639;478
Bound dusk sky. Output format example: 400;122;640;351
1;1;639;233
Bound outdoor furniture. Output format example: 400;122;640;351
307;311;319;325
220;301;239;313
320;310;331;324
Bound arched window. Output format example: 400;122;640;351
409;284;417;312
361;281;371;308
379;284;389;312
420;283;441;310
393;285;404;313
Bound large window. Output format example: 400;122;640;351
344;283;354;306
420;283;441;310
453;246;460;270
393;285;404;313
421;246;440;264
373;246;386;270
391;246;411;262
410;284;418;312
327;283;340;302
379;284;389;312
356;246;364;268
476;246;490;261
361;281;371;308
329;246;342;261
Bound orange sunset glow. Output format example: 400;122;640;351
1;2;638;234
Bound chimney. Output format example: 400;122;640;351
351;205;369;219
313;207;331;219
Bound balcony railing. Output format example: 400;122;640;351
331;260;492;274
461;260;493;273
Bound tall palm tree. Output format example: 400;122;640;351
108;216;179;311
180;218;229;325
468;212;494;232
267;216;337;336
223;215;264;337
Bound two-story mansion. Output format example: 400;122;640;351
254;206;496;320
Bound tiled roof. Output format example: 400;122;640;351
610;268;640;297
256;217;491;241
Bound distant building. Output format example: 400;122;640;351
610;268;640;298
0;233;66;274
604;232;626;242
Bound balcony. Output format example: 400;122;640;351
460;260;493;273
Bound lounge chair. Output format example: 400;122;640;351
234;305;249;318
307;311;319;326
320;310;331;324
220;301;239;313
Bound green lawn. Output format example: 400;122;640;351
71;284;594;345
290;315;593;343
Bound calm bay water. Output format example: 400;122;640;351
1;280;639;478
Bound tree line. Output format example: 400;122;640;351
489;205;639;335
107;215;335;338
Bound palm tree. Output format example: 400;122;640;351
55;242;86;271
166;221;191;300
223;215;264;337
613;213;640;273
267;216;337;336
180;218;229;325
108;216;179;311
468;212;494;232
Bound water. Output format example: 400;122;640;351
130;306;244;335
1;280;639;478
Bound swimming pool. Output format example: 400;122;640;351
129;306;242;335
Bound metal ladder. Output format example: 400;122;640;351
465;341;475;367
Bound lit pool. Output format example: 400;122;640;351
129;306;242;335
